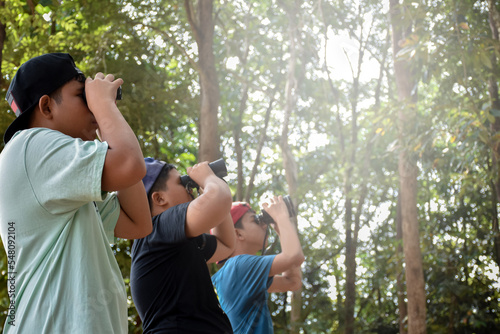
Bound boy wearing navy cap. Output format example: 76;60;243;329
130;158;235;334
211;198;304;333
0;53;152;333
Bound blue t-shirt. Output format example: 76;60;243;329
130;202;233;334
212;254;276;334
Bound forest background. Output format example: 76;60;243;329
0;0;500;333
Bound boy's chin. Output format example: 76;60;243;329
78;130;97;141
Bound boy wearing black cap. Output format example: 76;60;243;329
0;53;152;333
130;158;235;334
211;198;304;333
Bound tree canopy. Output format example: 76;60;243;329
1;0;500;333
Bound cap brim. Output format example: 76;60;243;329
3;110;32;144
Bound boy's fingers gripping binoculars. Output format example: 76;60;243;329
82;86;122;105
256;195;296;225
180;158;228;190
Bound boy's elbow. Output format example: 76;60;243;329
292;252;305;267
221;245;235;261
133;218;153;239
129;157;147;180
141;222;153;238
290;279;302;291
227;237;236;253
219;232;236;255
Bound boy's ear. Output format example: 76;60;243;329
235;228;244;240
151;191;168;207
38;95;52;119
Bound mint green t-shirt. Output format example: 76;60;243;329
0;128;127;333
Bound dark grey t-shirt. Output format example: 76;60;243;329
130;202;233;333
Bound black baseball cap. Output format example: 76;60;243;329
4;53;84;144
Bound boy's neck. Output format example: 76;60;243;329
230;241;258;257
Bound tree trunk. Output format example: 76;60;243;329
244;96;275;203
234;83;248;201
396;195;408;334
389;1;427;333
184;0;221;162
487;0;500;269
280;1;301;332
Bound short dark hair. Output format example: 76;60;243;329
49;73;86;104
147;163;176;209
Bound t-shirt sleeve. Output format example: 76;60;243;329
149;202;190;244
95;193;121;243
148;202;217;260
25;129;108;215
237;255;276;292
194;233;217;261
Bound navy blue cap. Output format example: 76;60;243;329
4;53;84;144
143;158;167;195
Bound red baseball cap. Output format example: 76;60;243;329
230;202;255;224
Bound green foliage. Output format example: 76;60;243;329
2;0;500;333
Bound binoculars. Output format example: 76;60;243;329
255;195;296;225
180;158;228;189
82;86;122;105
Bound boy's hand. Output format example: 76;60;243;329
186;162;216;189
262;196;289;226
85;73;123;113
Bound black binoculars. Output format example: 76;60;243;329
180;158;228;189
255;195;296;225
82;86;122;105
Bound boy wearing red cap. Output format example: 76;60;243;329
211;196;305;333
130;158;235;333
0;53;152;333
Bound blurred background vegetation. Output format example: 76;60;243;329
1;0;500;333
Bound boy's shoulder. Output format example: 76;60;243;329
8;127;66;144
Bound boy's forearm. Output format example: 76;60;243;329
115;181;153;239
282;265;303;287
212;214;235;250
95;104;146;190
278;219;305;265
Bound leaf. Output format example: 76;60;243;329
459;22;469;30
479;51;493;69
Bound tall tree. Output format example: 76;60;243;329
184;0;221;162
278;0;302;332
389;0;427;333
487;0;500;269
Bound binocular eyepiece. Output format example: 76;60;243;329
180;158;228;189
255;195;296;225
